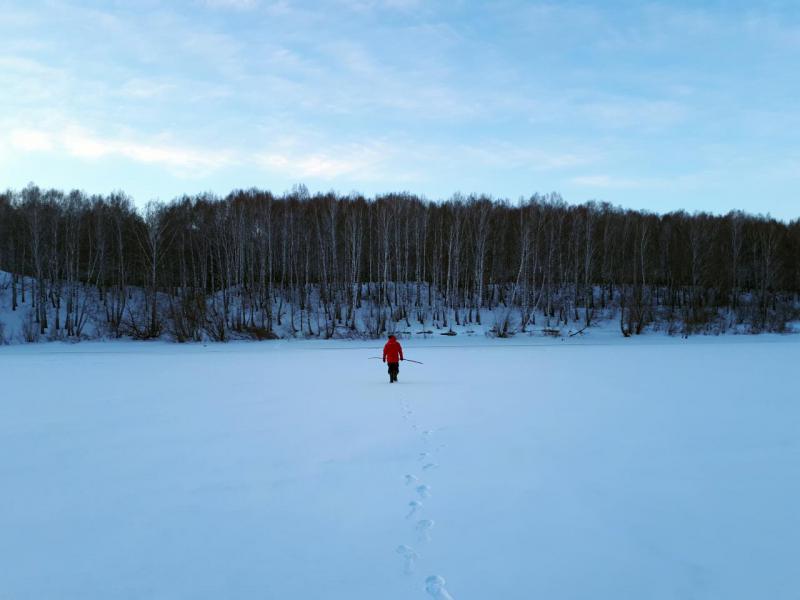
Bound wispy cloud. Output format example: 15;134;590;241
576;97;691;132
570;175;648;190
456;142;594;172
258;151;375;179
333;0;423;12
8;129;55;152
4;125;235;174
201;0;260;9
255;136;395;180
119;78;176;99
3;120;397;182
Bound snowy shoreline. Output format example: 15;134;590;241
2;321;799;355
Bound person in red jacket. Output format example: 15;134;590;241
383;335;404;383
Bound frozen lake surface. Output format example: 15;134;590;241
1;334;799;599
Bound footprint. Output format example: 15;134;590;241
416;519;435;542
405;474;419;486
423;463;438;471
406;500;423;519
395;544;419;575
423;427;447;438
416;484;431;499
425;575;455;599
418;452;429;461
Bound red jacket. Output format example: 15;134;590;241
383;338;404;363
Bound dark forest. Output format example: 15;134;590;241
1;184;798;342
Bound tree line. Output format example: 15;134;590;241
0;184;798;342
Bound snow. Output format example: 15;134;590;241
1;334;799;599
4;269;796;345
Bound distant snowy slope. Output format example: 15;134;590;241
0;269;797;344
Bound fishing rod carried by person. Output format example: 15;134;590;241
368;335;424;383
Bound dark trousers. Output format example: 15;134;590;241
387;362;399;382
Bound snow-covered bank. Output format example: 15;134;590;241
1;337;799;599
2;269;797;346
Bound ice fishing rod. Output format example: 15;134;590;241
368;357;424;364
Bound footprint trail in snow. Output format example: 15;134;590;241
415;484;431;499
396;388;455;597
415;519;435;542
425;575;455;599
396;545;419;575
406;500;423;519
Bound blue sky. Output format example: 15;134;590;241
1;0;799;218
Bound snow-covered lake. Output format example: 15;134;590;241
2;334;799;599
